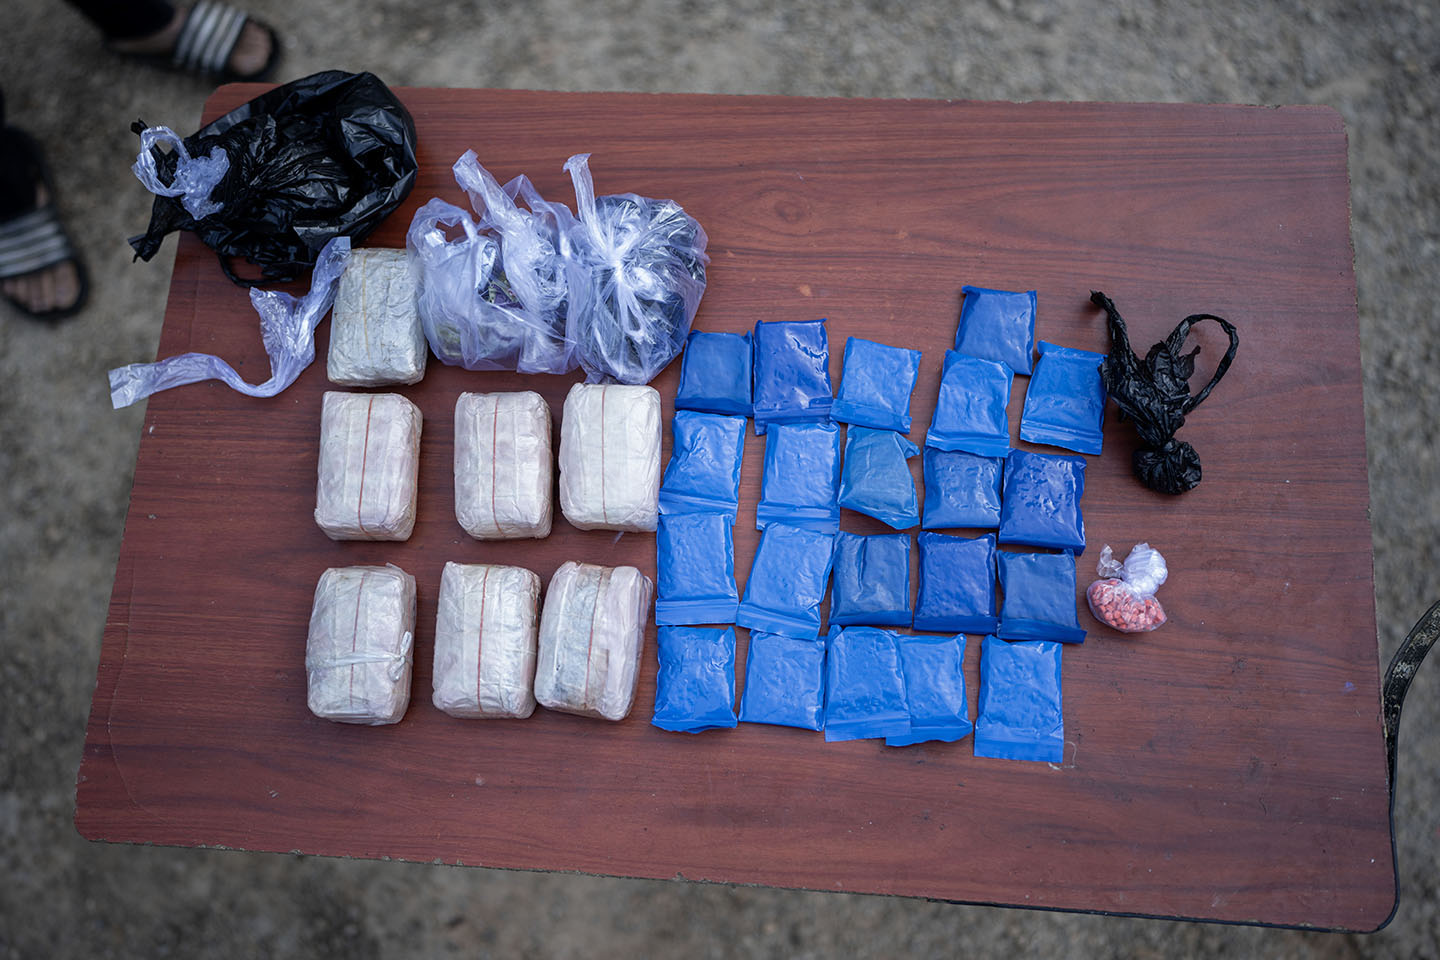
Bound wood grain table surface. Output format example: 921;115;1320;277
76;86;1390;930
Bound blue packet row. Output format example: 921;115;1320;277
756;420;841;532
752;318;832;435
1019;341;1107;455
954;285;1036;376
837;427;920;530
737;631;825;731
735;522;836;639
922;448;1003;530
824;626;910;742
914;531;998;634
999;449;1086;552
925;351;1012;458
830;336;922;433
675;330;753;417
997;551;1085;644
656;512;739;625
974;637;1064;763
886;633;972;747
659;410;746;518
829;531;911;627
652;626;738;733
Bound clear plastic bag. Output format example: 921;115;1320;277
1086;542;1168;633
561;153;709;384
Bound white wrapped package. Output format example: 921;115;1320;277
315;391;422;540
306;564;416;725
327;248;427;386
454;391;553;540
558;383;661;532
432;562;541;718
534;562;654;721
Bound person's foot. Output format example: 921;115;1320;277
0;183;84;318
108;4;278;79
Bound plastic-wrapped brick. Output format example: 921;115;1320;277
314;391;422;540
558;383;661;532
534;562;654;721
305;564;415;725
454;391;553;540
326;248;426;386
432;562;541;718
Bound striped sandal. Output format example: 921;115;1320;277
0;130;88;322
119;1;282;83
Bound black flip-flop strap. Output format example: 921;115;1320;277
0;207;75;279
172;0;248;76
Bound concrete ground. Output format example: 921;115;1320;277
3;0;1437;956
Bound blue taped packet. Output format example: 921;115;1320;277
886;633;973;747
922;448;1003;530
756;420;841;532
824;626;911;742
999;449;1087;552
735;523;836;639
997;551;1086;644
913;531;998;634
829;531;912;627
925;351;1013;458
675;330;753;417
954;285;1037;376
974;637;1064;763
651;626;739;733
830;336;922;433
737;631;825;731
1019;341;1107;455
837;427;920;530
751;318;833;435
656;513;739;625
659;411;747;518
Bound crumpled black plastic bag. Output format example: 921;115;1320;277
1090;291;1239;494
129;70;418;286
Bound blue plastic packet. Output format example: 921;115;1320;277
737;631;825;731
675;330;753;417
830;336;923;433
651;626;739;733
1019;341;1107;455
756;420;841;532
837;427;920;530
921;448;1003;530
886;633;972;747
659;410;747;518
974;637;1064;763
999;449;1087;552
823;626;911;742
913;531;998;634
735;522;836;639
829;531;912;627
997;551;1086;644
925;351;1013;458
656;513;739;625
751;318;833;435
954;285;1036;376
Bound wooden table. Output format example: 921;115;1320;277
77;87;1390;930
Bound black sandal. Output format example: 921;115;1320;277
0;130;89;322
115;1;282;83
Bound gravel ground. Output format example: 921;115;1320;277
2;0;1437;956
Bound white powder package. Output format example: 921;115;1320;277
558;383;661;532
327;247;427;386
306;564;416;725
432;562;542;719
534;562;654;721
315;391;422;541
454;391;553;540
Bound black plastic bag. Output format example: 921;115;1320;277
1090;291;1239;494
129;70;418;286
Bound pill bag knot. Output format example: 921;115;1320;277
305;630;414;682
1096;542;1167;596
131;125;228;219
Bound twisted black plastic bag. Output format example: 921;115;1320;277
129;70;417;286
1091;291;1239;495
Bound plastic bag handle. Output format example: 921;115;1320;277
1169;314;1240;414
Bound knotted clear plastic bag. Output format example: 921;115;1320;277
1086;542;1168;633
